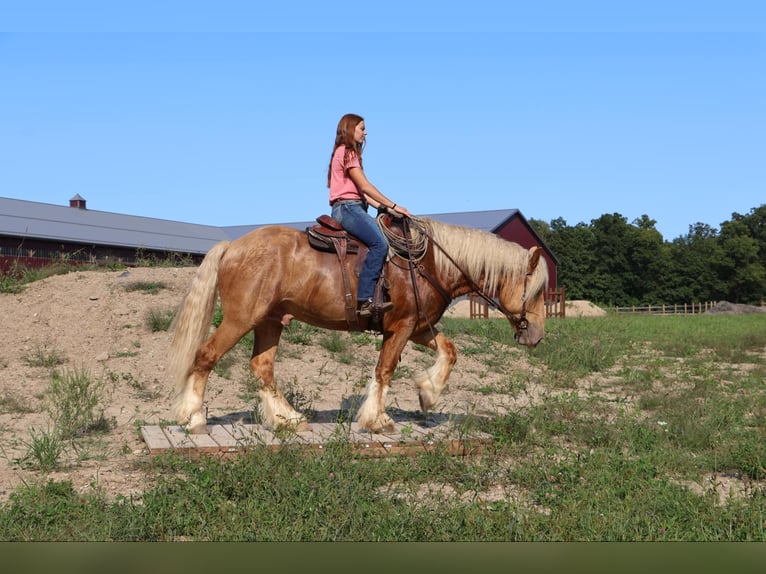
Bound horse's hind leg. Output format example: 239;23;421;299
251;320;307;430
175;319;250;434
410;330;457;413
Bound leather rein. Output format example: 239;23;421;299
390;216;532;338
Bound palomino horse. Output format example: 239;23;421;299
168;216;549;434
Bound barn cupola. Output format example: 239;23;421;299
69;194;87;209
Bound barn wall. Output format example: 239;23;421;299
0;236;203;273
493;219;558;288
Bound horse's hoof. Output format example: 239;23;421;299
418;390;436;413
273;416;308;432
186;412;208;434
366;416;395;434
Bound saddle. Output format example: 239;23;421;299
306;214;386;332
306;214;366;255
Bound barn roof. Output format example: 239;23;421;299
0;197;533;256
230;209;520;237
0;196;230;253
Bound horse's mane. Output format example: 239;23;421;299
418;217;549;295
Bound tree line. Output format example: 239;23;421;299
529;204;766;306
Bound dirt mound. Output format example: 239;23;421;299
705;301;766;315
565;300;607;317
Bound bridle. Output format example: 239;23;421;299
386;216;533;339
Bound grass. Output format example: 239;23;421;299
0;253;194;295
14;428;66;472
123;281;168;294
45;368;112;439
1;313;766;540
0;259;129;294
22;345;66;368
0;391;37;414
146;308;175;332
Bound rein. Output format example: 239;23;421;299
380;215;532;336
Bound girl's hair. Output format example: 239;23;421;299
327;113;365;188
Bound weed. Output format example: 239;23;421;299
319;332;348;354
0;391;37;414
282;377;316;422
283;321;319;345
213;352;237;379
22;345;66;368
46;368;110;439
15;427;65;472
123;281;168;294
113;350;139;358
147;308;175;332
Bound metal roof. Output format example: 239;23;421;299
0;197;524;255
0;196;230;254
223;209;520;239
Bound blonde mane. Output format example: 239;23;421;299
417;217;549;295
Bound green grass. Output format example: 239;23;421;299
1;313;766;540
146;308;175;332
14;428;66;472
123;281;168;294
0;256;193;295
46;368;111;439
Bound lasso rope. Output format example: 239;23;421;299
376;213;429;262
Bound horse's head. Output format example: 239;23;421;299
499;246;548;348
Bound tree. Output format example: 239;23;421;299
589;213;640;305
532;217;597;301
667;223;726;302
718;218;766;304
530;204;766;306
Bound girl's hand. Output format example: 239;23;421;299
389;204;412;218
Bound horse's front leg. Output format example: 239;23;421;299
410;330;457;413
355;330;409;432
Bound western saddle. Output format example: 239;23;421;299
305;214;387;332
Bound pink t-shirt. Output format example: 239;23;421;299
328;145;363;204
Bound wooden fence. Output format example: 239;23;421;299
613;301;718;315
468;286;567;319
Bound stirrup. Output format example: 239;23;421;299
357;299;393;317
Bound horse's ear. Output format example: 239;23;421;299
527;246;542;274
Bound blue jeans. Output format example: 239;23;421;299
331;200;388;301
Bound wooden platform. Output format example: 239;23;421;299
141;421;493;458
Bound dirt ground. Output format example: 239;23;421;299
0;267;568;503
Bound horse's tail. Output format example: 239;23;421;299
168;240;230;412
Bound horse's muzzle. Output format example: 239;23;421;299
514;324;543;348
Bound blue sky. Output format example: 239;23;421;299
1;2;763;240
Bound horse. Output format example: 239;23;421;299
167;215;549;434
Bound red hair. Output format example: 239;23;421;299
327;113;365;188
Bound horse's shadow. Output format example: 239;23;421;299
207;394;479;430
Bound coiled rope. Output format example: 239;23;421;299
376;213;429;262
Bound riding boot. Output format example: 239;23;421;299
357;298;393;317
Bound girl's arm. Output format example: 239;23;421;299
348;166;412;217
